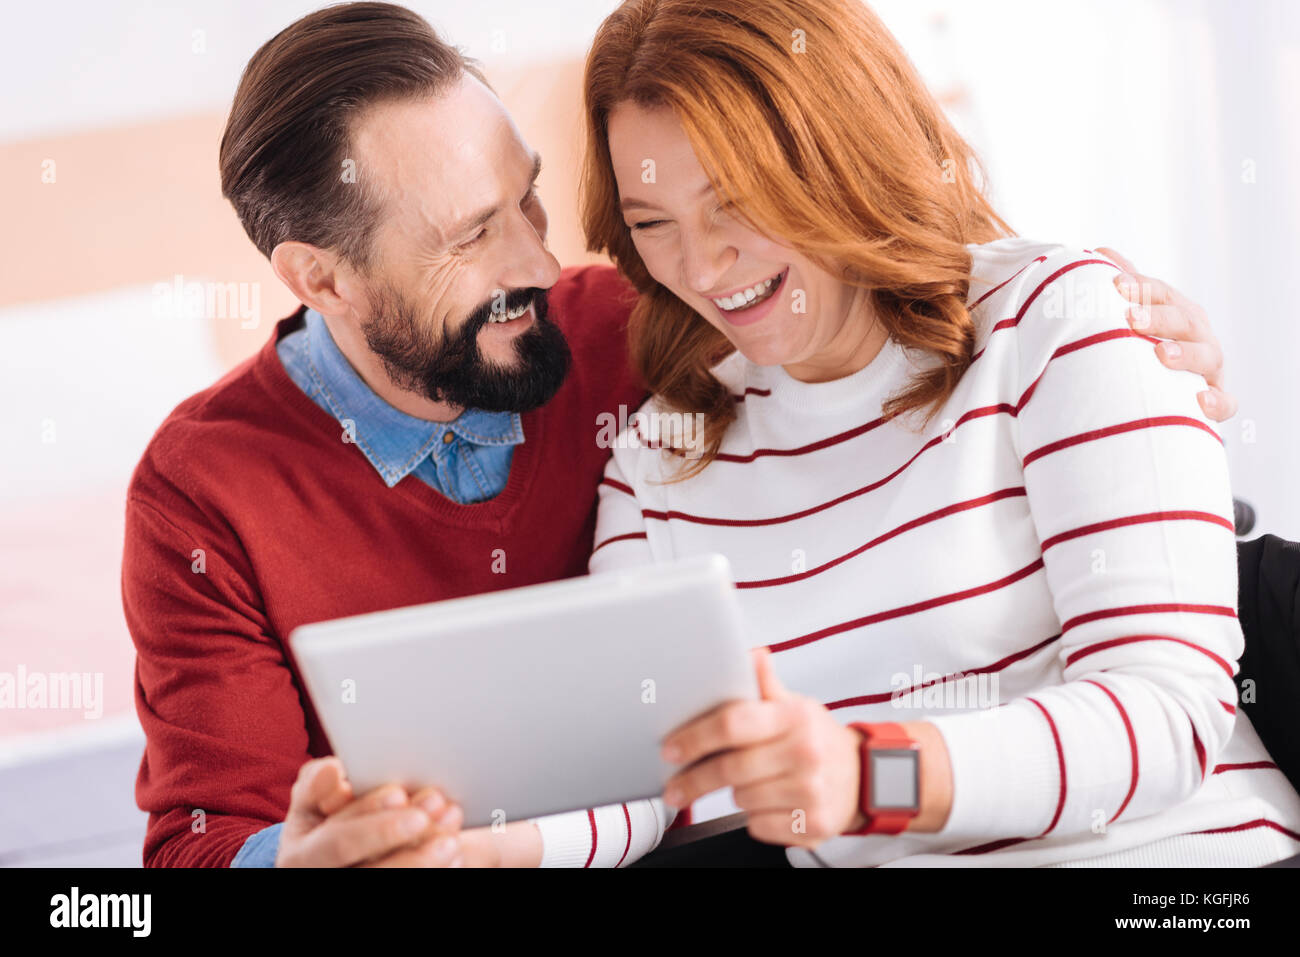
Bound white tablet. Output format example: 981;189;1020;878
288;553;756;828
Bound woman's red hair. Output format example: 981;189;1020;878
582;0;1013;478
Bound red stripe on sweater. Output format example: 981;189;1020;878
1062;603;1237;634
1015;328;1163;413
590;531;648;555
710;274;1129;466
969;256;1049;309
768;558;1044;653
954;818;1300;857
1064;633;1235;677
1027;697;1068;834
972;258;1119;362
1041;510;1234;551
731;387;772;402
1214;761;1279;774
711;414;890;464
1023;416;1222;468
825;633;1059;710
735;488;1027;589
600;476;636;497
1190;818;1300;843
1082;678;1139;824
641;404;1013;527
951;836;1031;855
616;803;633;868
584;809;598;868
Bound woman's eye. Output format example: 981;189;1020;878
631;220;667;231
459;228;488;250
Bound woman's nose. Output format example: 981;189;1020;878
680;226;735;296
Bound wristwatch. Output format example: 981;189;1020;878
846;722;921;835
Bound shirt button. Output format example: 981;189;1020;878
442;431;455;444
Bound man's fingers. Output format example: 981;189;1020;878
1113;270;1193;312
1128;302;1203;342
1156;339;1223;384
1199;387;1238;422
358;834;463;868
328;782;411;822
1096;246;1138;274
296;806;433;868
287;757;351;827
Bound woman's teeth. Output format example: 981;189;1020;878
712;270;785;312
489;303;530;324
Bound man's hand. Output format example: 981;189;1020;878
1097;246;1236;421
275;757;464;867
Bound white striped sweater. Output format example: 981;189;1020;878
531;238;1300;867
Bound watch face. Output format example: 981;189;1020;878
870;750;919;811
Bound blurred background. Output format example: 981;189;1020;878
1;0;1296;865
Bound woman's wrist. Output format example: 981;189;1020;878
847;721;953;834
898;721;953;833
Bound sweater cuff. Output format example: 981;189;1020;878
531;809;596;868
926;703;1064;841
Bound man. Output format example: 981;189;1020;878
123;2;1236;868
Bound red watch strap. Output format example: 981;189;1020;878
847;722;918;836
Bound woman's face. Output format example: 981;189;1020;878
607;101;877;378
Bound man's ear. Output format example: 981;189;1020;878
270;241;360;318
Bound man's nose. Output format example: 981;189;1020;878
680;225;735;297
501;206;561;292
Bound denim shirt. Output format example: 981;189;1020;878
277;308;523;503
231;308;524;867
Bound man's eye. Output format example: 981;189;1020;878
459;228;488;250
631;220;667;231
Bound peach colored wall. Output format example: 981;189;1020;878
0;57;606;369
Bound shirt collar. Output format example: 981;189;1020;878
302;308;524;487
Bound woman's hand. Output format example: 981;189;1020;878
660;649;864;848
1098;246;1235;421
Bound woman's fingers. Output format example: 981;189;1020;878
664;738;790;808
661;699;790;767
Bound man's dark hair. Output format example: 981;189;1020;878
219;2;486;270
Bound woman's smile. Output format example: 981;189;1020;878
708;267;789;327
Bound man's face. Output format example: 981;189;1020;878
347;75;569;412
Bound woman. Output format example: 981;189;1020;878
526;0;1300;867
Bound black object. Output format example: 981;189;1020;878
1235;534;1300;796
1233;498;1257;537
629;826;792;867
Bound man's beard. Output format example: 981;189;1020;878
360;282;571;413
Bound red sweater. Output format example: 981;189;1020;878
122;265;645;867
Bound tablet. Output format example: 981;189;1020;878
288;553;756;828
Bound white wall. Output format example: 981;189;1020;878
0;0;621;139
4;0;1296;534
